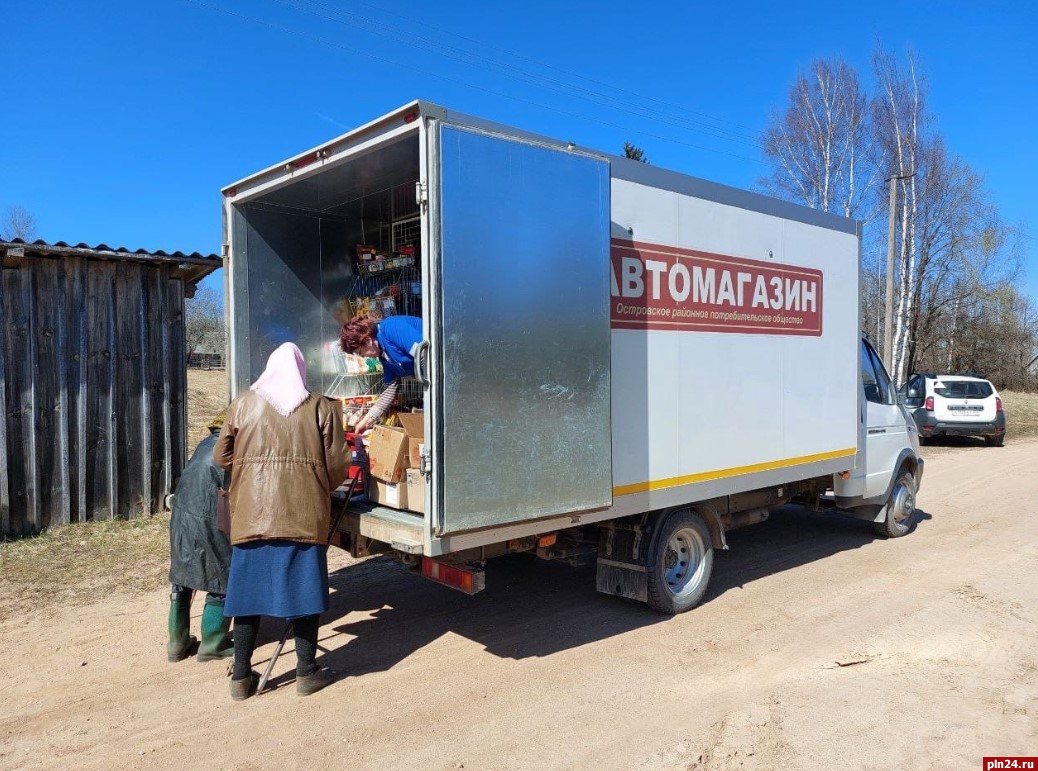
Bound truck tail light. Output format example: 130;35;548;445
421;558;485;595
996;397;1003;413
925;396;934;410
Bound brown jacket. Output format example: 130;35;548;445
214;390;349;546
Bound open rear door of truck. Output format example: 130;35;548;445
432;123;612;536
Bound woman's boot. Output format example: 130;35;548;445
166;587;198;662
230;616;260;701
197;594;233;662
293;614;334;696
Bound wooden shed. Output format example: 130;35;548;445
0;239;221;537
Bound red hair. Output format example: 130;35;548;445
340;316;377;354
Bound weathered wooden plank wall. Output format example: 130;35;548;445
168;279;187;487
0;269;9;535
2;266;38;535
85;261;116;521
65;256;88;523
1;255;189;536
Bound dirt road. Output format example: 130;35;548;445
2;440;1035;770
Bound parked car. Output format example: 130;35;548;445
899;373;1006;446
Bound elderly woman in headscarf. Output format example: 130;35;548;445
214;343;350;700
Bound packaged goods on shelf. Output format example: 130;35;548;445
356;254;415;276
355;245;379;263
339;395;378;432
342;352;380;375
343;292;399;320
373;297;397;318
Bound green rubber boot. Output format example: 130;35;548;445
167;589;198;662
197;595;234;662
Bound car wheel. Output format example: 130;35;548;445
646;510;714;615
985;433;1005;447
873;469;916;538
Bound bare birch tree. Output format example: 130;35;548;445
872;48;924;384
185;287;226;363
905;138;1018;376
758;50;1031;390
3;205;38;241
759;58;879;220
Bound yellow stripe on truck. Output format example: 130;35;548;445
612;447;858;497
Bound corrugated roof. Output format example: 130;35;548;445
0;237;221;263
0;238;221;290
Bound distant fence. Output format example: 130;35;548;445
188;352;224;370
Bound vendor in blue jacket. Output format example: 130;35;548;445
340;314;422;433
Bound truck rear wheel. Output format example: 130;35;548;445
873;469;916;538
646;510;714;615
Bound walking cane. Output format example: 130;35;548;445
256;474;357;694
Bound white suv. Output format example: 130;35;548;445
900;374;1006;446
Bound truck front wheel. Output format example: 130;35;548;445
646;510;714;614
873;469;916;538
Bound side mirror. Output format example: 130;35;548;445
907;387;920;398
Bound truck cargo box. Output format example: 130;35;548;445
222;102;863;560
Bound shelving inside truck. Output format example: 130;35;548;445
227;132;424;405
225;130;427;543
226;103;616;556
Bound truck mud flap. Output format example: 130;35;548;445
596;558;648;602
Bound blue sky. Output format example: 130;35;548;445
3;1;1035;302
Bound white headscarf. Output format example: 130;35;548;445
250;343;311;417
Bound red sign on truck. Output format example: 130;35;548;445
610;239;823;336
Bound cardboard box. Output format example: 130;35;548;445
367;425;408;483
369;477;408;510
405;468;426;514
396;411;425;470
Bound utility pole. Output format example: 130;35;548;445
883;171;915;374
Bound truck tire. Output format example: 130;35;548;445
872;469;916;538
985;433;1005;447
646;510;714;615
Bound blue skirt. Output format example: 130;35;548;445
223;540;329;619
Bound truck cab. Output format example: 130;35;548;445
833;338;923;537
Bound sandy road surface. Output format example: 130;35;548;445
2;440;1036;770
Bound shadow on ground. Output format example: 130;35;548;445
708;504;933;602
252;504;936;687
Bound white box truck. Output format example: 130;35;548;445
221;101;923;614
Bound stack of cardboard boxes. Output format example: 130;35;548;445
365;411;426;514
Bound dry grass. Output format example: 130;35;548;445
186;368;230;448
1002;391;1038;438
0;513;171;622
0;370;230;621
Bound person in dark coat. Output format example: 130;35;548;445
167;411;233;663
